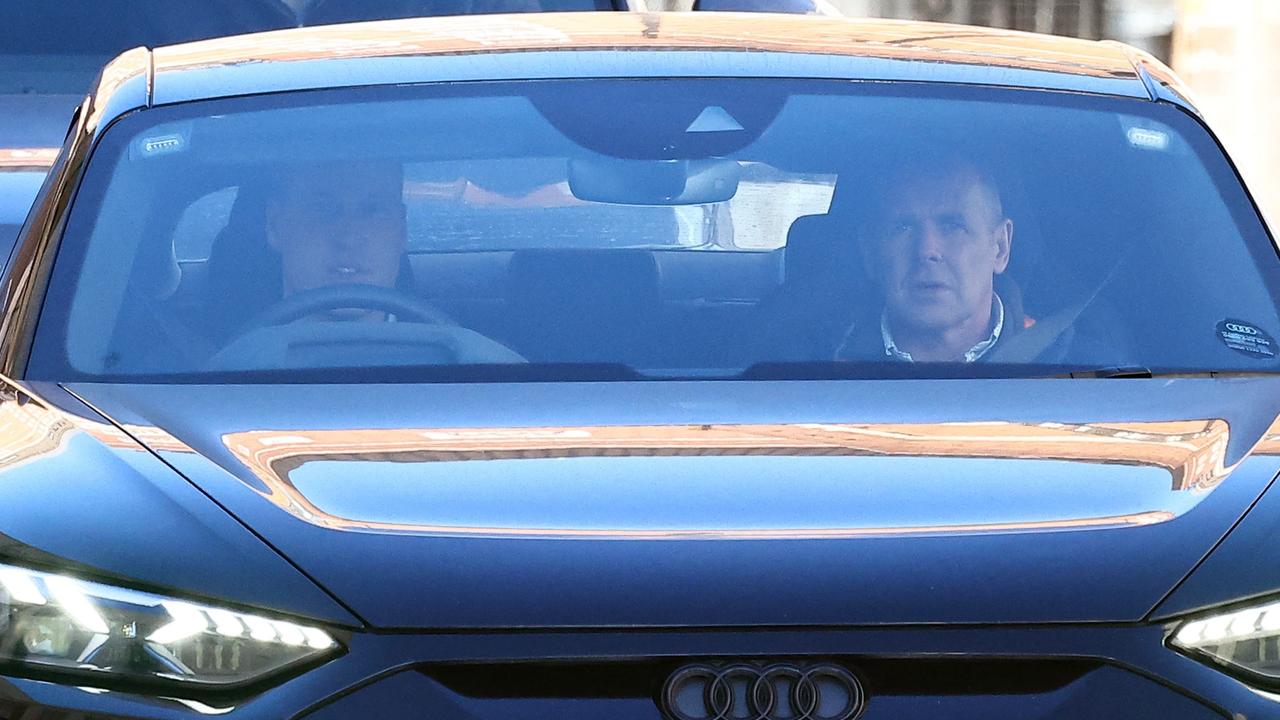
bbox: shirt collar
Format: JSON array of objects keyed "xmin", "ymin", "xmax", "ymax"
[{"xmin": 880, "ymin": 293, "xmax": 1005, "ymax": 363}]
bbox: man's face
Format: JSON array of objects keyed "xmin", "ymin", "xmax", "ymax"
[
  {"xmin": 266, "ymin": 162, "xmax": 406, "ymax": 297},
  {"xmin": 865, "ymin": 165, "xmax": 1012, "ymax": 334}
]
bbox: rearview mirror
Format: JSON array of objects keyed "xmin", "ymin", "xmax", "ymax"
[{"xmin": 567, "ymin": 158, "xmax": 741, "ymax": 206}]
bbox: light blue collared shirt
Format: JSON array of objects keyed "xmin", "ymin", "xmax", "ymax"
[{"xmin": 879, "ymin": 293, "xmax": 1006, "ymax": 363}]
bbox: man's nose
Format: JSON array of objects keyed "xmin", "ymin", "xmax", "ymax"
[
  {"xmin": 914, "ymin": 222, "xmax": 944, "ymax": 262},
  {"xmin": 327, "ymin": 210, "xmax": 368, "ymax": 248}
]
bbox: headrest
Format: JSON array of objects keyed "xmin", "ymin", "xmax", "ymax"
[
  {"xmin": 507, "ymin": 250, "xmax": 660, "ymax": 310},
  {"xmin": 782, "ymin": 213, "xmax": 861, "ymax": 287}
]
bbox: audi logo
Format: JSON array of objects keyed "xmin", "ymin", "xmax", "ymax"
[
  {"xmin": 1225, "ymin": 323, "xmax": 1260, "ymax": 335},
  {"xmin": 661, "ymin": 662, "xmax": 866, "ymax": 720}
]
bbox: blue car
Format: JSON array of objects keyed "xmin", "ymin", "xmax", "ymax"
[{"xmin": 1, "ymin": 10, "xmax": 1279, "ymax": 720}]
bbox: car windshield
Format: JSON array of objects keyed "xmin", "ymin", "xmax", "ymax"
[{"xmin": 28, "ymin": 79, "xmax": 1280, "ymax": 382}]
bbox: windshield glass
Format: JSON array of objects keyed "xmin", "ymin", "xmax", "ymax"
[{"xmin": 28, "ymin": 79, "xmax": 1280, "ymax": 382}]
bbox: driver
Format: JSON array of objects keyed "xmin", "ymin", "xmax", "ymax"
[
  {"xmin": 265, "ymin": 160, "xmax": 408, "ymax": 321},
  {"xmin": 835, "ymin": 154, "xmax": 1020, "ymax": 363}
]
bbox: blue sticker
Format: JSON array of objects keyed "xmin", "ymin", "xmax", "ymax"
[{"xmin": 1217, "ymin": 319, "xmax": 1276, "ymax": 359}]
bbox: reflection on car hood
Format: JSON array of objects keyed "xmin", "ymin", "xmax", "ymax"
[{"xmin": 66, "ymin": 379, "xmax": 1280, "ymax": 629}]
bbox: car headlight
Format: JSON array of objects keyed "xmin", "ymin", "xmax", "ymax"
[
  {"xmin": 0, "ymin": 561, "xmax": 339, "ymax": 690},
  {"xmin": 1170, "ymin": 598, "xmax": 1280, "ymax": 682}
]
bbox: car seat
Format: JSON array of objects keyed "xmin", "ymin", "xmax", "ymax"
[
  {"xmin": 747, "ymin": 212, "xmax": 871, "ymax": 362},
  {"xmin": 503, "ymin": 249, "xmax": 662, "ymax": 365}
]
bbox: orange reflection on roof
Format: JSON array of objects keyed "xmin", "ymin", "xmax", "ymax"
[{"xmin": 153, "ymin": 13, "xmax": 1136, "ymax": 82}]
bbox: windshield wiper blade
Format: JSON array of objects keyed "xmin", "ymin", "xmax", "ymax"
[
  {"xmin": 72, "ymin": 362, "xmax": 650, "ymax": 385},
  {"xmin": 1065, "ymin": 366, "xmax": 1154, "ymax": 379},
  {"xmin": 740, "ymin": 363, "xmax": 1280, "ymax": 381},
  {"xmin": 736, "ymin": 361, "xmax": 1076, "ymax": 380},
  {"xmin": 1054, "ymin": 367, "xmax": 1280, "ymax": 379}
]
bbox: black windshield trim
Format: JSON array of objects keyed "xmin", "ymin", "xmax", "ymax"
[{"xmin": 39, "ymin": 362, "xmax": 1280, "ymax": 385}]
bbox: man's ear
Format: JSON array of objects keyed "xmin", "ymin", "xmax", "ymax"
[{"xmin": 992, "ymin": 218, "xmax": 1013, "ymax": 274}]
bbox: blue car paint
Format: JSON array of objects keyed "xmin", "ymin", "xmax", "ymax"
[
  {"xmin": 50, "ymin": 378, "xmax": 1280, "ymax": 630},
  {"xmin": 0, "ymin": 13, "xmax": 1273, "ymax": 719},
  {"xmin": 0, "ymin": 381, "xmax": 358, "ymax": 626}
]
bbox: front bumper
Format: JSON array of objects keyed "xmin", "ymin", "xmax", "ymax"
[{"xmin": 0, "ymin": 624, "xmax": 1273, "ymax": 719}]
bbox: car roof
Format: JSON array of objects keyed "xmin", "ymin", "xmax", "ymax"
[{"xmin": 89, "ymin": 12, "xmax": 1197, "ymax": 131}]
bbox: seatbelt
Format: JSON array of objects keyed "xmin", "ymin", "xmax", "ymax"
[
  {"xmin": 984, "ymin": 248, "xmax": 1131, "ymax": 365},
  {"xmin": 982, "ymin": 294, "xmax": 1089, "ymax": 364}
]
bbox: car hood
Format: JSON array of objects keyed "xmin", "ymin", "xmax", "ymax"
[{"xmin": 65, "ymin": 378, "xmax": 1280, "ymax": 629}]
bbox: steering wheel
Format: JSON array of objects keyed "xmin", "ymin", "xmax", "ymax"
[
  {"xmin": 241, "ymin": 284, "xmax": 455, "ymax": 331},
  {"xmin": 206, "ymin": 284, "xmax": 526, "ymax": 370}
]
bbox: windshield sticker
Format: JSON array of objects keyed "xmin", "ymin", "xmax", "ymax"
[
  {"xmin": 1217, "ymin": 319, "xmax": 1277, "ymax": 359},
  {"xmin": 136, "ymin": 133, "xmax": 186, "ymax": 159},
  {"xmin": 1126, "ymin": 127, "xmax": 1170, "ymax": 152}
]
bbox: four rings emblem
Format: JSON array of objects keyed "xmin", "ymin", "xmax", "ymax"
[{"xmin": 662, "ymin": 662, "xmax": 866, "ymax": 720}]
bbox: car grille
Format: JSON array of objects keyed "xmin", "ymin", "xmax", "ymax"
[
  {"xmin": 302, "ymin": 655, "xmax": 1228, "ymax": 719},
  {"xmin": 421, "ymin": 657, "xmax": 1099, "ymax": 699}
]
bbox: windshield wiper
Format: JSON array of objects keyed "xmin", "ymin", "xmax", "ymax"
[
  {"xmin": 737, "ymin": 362, "xmax": 1280, "ymax": 381},
  {"xmin": 1063, "ymin": 366, "xmax": 1154, "ymax": 379},
  {"xmin": 67, "ymin": 362, "xmax": 650, "ymax": 385},
  {"xmin": 1052, "ymin": 367, "xmax": 1280, "ymax": 379},
  {"xmin": 736, "ymin": 361, "xmax": 1081, "ymax": 380}
]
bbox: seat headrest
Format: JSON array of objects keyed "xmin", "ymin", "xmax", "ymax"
[
  {"xmin": 783, "ymin": 213, "xmax": 861, "ymax": 287},
  {"xmin": 507, "ymin": 250, "xmax": 660, "ymax": 310}
]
